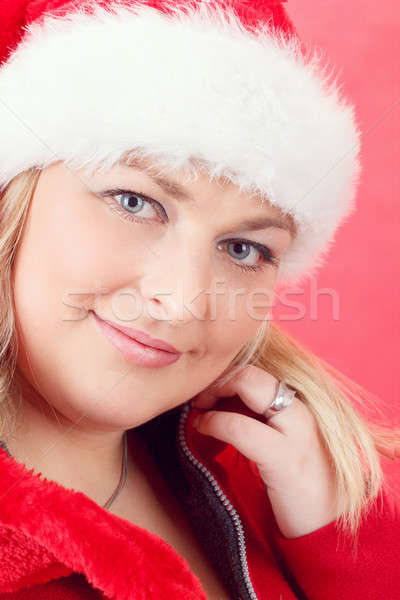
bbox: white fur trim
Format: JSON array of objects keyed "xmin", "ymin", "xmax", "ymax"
[{"xmin": 0, "ymin": 1, "xmax": 361, "ymax": 284}]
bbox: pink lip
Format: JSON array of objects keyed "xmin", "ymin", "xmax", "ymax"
[
  {"xmin": 93, "ymin": 312, "xmax": 180, "ymax": 353},
  {"xmin": 92, "ymin": 311, "xmax": 181, "ymax": 368}
]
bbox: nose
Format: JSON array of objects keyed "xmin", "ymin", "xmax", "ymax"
[{"xmin": 139, "ymin": 243, "xmax": 213, "ymax": 325}]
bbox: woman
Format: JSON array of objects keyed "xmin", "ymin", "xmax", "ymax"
[{"xmin": 0, "ymin": 1, "xmax": 398, "ymax": 598}]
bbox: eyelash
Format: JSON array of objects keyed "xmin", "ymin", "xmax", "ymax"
[{"xmin": 100, "ymin": 188, "xmax": 279, "ymax": 273}]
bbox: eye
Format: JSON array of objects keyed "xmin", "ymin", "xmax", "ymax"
[
  {"xmin": 217, "ymin": 239, "xmax": 279, "ymax": 273},
  {"xmin": 100, "ymin": 189, "xmax": 167, "ymax": 222},
  {"xmin": 96, "ymin": 188, "xmax": 279, "ymax": 274}
]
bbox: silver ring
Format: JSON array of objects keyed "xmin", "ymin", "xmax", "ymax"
[{"xmin": 263, "ymin": 381, "xmax": 296, "ymax": 421}]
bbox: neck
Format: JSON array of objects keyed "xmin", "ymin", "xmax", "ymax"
[{"xmin": 3, "ymin": 376, "xmax": 129, "ymax": 508}]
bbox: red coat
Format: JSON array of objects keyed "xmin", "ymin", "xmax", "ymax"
[{"xmin": 0, "ymin": 399, "xmax": 399, "ymax": 599}]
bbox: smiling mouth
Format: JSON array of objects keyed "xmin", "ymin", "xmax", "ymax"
[
  {"xmin": 91, "ymin": 311, "xmax": 182, "ymax": 368},
  {"xmin": 92, "ymin": 311, "xmax": 181, "ymax": 353}
]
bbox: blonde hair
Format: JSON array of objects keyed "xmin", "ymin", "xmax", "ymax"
[{"xmin": 1, "ymin": 166, "xmax": 399, "ymax": 552}]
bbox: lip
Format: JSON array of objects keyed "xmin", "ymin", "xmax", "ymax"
[
  {"xmin": 93, "ymin": 312, "xmax": 181, "ymax": 354},
  {"xmin": 92, "ymin": 311, "xmax": 182, "ymax": 368}
]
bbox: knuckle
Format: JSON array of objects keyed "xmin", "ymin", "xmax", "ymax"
[
  {"xmin": 242, "ymin": 364, "xmax": 256, "ymax": 377},
  {"xmin": 237, "ymin": 364, "xmax": 258, "ymax": 385}
]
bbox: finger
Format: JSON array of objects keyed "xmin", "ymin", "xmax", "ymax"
[
  {"xmin": 192, "ymin": 364, "xmax": 315, "ymax": 439},
  {"xmin": 194, "ymin": 409, "xmax": 288, "ymax": 471},
  {"xmin": 264, "ymin": 394, "xmax": 316, "ymax": 439},
  {"xmin": 192, "ymin": 365, "xmax": 278, "ymax": 411},
  {"xmin": 190, "ymin": 371, "xmax": 244, "ymax": 410}
]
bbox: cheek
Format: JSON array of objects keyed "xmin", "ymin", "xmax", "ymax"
[
  {"xmin": 187, "ymin": 315, "xmax": 263, "ymax": 396},
  {"xmin": 195, "ymin": 285, "xmax": 272, "ymax": 377},
  {"xmin": 10, "ymin": 188, "xmax": 98, "ymax": 409},
  {"xmin": 214, "ymin": 280, "xmax": 274, "ymax": 335},
  {"xmin": 14, "ymin": 184, "xmax": 157, "ymax": 324},
  {"xmin": 12, "ymin": 196, "xmax": 99, "ymax": 328},
  {"xmin": 201, "ymin": 289, "xmax": 272, "ymax": 366}
]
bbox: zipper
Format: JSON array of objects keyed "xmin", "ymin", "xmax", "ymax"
[{"xmin": 177, "ymin": 402, "xmax": 259, "ymax": 600}]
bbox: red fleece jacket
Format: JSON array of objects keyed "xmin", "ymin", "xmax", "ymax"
[{"xmin": 0, "ymin": 399, "xmax": 399, "ymax": 599}]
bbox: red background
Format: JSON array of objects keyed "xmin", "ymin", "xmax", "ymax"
[{"xmin": 274, "ymin": 1, "xmax": 400, "ymax": 423}]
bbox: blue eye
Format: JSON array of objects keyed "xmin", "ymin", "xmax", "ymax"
[
  {"xmin": 217, "ymin": 239, "xmax": 279, "ymax": 273},
  {"xmin": 102, "ymin": 189, "xmax": 167, "ymax": 222},
  {"xmin": 120, "ymin": 192, "xmax": 145, "ymax": 213},
  {"xmin": 98, "ymin": 188, "xmax": 279, "ymax": 274}
]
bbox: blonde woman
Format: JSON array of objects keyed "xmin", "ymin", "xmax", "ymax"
[{"xmin": 0, "ymin": 1, "xmax": 398, "ymax": 599}]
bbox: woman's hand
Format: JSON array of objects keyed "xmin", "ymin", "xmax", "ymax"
[{"xmin": 190, "ymin": 364, "xmax": 339, "ymax": 539}]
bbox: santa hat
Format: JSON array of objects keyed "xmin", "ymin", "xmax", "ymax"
[{"xmin": 0, "ymin": 0, "xmax": 361, "ymax": 285}]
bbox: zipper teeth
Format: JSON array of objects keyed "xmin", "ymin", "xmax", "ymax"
[{"xmin": 178, "ymin": 403, "xmax": 259, "ymax": 600}]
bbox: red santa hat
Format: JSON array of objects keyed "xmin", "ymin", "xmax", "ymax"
[{"xmin": 0, "ymin": 0, "xmax": 361, "ymax": 285}]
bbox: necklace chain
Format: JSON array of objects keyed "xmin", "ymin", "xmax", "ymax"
[{"xmin": 102, "ymin": 430, "xmax": 128, "ymax": 510}]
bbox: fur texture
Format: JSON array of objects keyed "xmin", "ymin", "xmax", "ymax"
[{"xmin": 0, "ymin": 0, "xmax": 362, "ymax": 285}]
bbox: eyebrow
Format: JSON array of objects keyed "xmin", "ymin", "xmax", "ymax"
[{"xmin": 120, "ymin": 161, "xmax": 296, "ymax": 235}]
